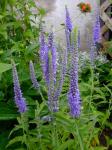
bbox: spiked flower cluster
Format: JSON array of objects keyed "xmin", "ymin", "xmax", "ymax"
[
  {"xmin": 40, "ymin": 31, "xmax": 59, "ymax": 112},
  {"xmin": 29, "ymin": 60, "xmax": 39, "ymax": 90},
  {"xmin": 48, "ymin": 32, "xmax": 57, "ymax": 82},
  {"xmin": 12, "ymin": 63, "xmax": 27, "ymax": 113},
  {"xmin": 40, "ymin": 32, "xmax": 46, "ymax": 62},
  {"xmin": 65, "ymin": 6, "xmax": 72, "ymax": 32},
  {"xmin": 40, "ymin": 32, "xmax": 57, "ymax": 85},
  {"xmin": 91, "ymin": 10, "xmax": 101, "ymax": 66},
  {"xmin": 65, "ymin": 6, "xmax": 72, "ymax": 52},
  {"xmin": 40, "ymin": 32, "xmax": 49, "ymax": 84},
  {"xmin": 52, "ymin": 55, "xmax": 66, "ymax": 112},
  {"xmin": 93, "ymin": 15, "xmax": 101, "ymax": 44},
  {"xmin": 11, "ymin": 6, "xmax": 82, "ymax": 117},
  {"xmin": 68, "ymin": 33, "xmax": 81, "ymax": 118}
]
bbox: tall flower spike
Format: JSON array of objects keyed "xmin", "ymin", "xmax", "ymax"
[
  {"xmin": 29, "ymin": 61, "xmax": 39, "ymax": 90},
  {"xmin": 52, "ymin": 44, "xmax": 57, "ymax": 82},
  {"xmin": 53, "ymin": 67, "xmax": 64, "ymax": 112},
  {"xmin": 12, "ymin": 63, "xmax": 27, "ymax": 113},
  {"xmin": 44, "ymin": 47, "xmax": 50, "ymax": 85},
  {"xmin": 65, "ymin": 6, "xmax": 72, "ymax": 52},
  {"xmin": 48, "ymin": 32, "xmax": 57, "ymax": 82},
  {"xmin": 40, "ymin": 32, "xmax": 46, "ymax": 62},
  {"xmin": 93, "ymin": 15, "xmax": 101, "ymax": 44},
  {"xmin": 68, "ymin": 29, "xmax": 81, "ymax": 118},
  {"xmin": 53, "ymin": 45, "xmax": 68, "ymax": 112},
  {"xmin": 65, "ymin": 6, "xmax": 72, "ymax": 32},
  {"xmin": 68, "ymin": 89, "xmax": 81, "ymax": 117},
  {"xmin": 40, "ymin": 32, "xmax": 49, "ymax": 85},
  {"xmin": 48, "ymin": 32, "xmax": 53, "ymax": 49},
  {"xmin": 47, "ymin": 51, "xmax": 55, "ymax": 112},
  {"xmin": 65, "ymin": 28, "xmax": 71, "ymax": 52}
]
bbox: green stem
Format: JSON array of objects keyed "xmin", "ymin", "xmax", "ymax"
[
  {"xmin": 51, "ymin": 113, "xmax": 58, "ymax": 150},
  {"xmin": 38, "ymin": 86, "xmax": 46, "ymax": 102},
  {"xmin": 89, "ymin": 66, "xmax": 94, "ymax": 112},
  {"xmin": 74, "ymin": 120, "xmax": 84, "ymax": 150},
  {"xmin": 20, "ymin": 113, "xmax": 29, "ymax": 149},
  {"xmin": 35, "ymin": 102, "xmax": 42, "ymax": 150}
]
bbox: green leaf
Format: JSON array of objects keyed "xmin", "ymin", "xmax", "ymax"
[
  {"xmin": 0, "ymin": 50, "xmax": 3, "ymax": 55},
  {"xmin": 38, "ymin": 8, "xmax": 46, "ymax": 16},
  {"xmin": 6, "ymin": 136, "xmax": 23, "ymax": 148},
  {"xmin": 0, "ymin": 15, "xmax": 4, "ymax": 19},
  {"xmin": 0, "ymin": 102, "xmax": 18, "ymax": 120},
  {"xmin": 57, "ymin": 139, "xmax": 74, "ymax": 150},
  {"xmin": 9, "ymin": 125, "xmax": 22, "ymax": 137},
  {"xmin": 0, "ymin": 63, "xmax": 12, "ymax": 74},
  {"xmin": 14, "ymin": 148, "xmax": 26, "ymax": 150},
  {"xmin": 8, "ymin": 0, "xmax": 16, "ymax": 5},
  {"xmin": 90, "ymin": 146, "xmax": 107, "ymax": 150},
  {"xmin": 0, "ymin": 130, "xmax": 10, "ymax": 150}
]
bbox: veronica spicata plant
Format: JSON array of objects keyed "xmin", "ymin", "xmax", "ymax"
[
  {"xmin": 93, "ymin": 14, "xmax": 101, "ymax": 45},
  {"xmin": 90, "ymin": 10, "xmax": 101, "ymax": 66},
  {"xmin": 12, "ymin": 63, "xmax": 27, "ymax": 113},
  {"xmin": 39, "ymin": 31, "xmax": 59, "ymax": 112},
  {"xmin": 7, "ymin": 5, "xmax": 110, "ymax": 150},
  {"xmin": 68, "ymin": 28, "xmax": 81, "ymax": 118}
]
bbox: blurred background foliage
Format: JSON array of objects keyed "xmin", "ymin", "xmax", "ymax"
[
  {"xmin": 0, "ymin": 1, "xmax": 46, "ymax": 148},
  {"xmin": 0, "ymin": 0, "xmax": 46, "ymax": 119}
]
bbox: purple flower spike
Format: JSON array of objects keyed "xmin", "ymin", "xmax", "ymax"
[
  {"xmin": 29, "ymin": 61, "xmax": 39, "ymax": 89},
  {"xmin": 48, "ymin": 32, "xmax": 53, "ymax": 49},
  {"xmin": 93, "ymin": 15, "xmax": 101, "ymax": 44},
  {"xmin": 65, "ymin": 28, "xmax": 71, "ymax": 52},
  {"xmin": 48, "ymin": 32, "xmax": 57, "ymax": 82},
  {"xmin": 40, "ymin": 32, "xmax": 46, "ymax": 62},
  {"xmin": 65, "ymin": 6, "xmax": 72, "ymax": 32},
  {"xmin": 40, "ymin": 32, "xmax": 49, "ymax": 84},
  {"xmin": 12, "ymin": 63, "xmax": 27, "ymax": 113},
  {"xmin": 65, "ymin": 6, "xmax": 72, "ymax": 52},
  {"xmin": 51, "ymin": 44, "xmax": 57, "ymax": 82},
  {"xmin": 68, "ymin": 89, "xmax": 81, "ymax": 117},
  {"xmin": 68, "ymin": 34, "xmax": 81, "ymax": 118},
  {"xmin": 44, "ymin": 47, "xmax": 50, "ymax": 85}
]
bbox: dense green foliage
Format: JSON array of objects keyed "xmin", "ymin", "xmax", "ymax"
[
  {"xmin": 1, "ymin": 60, "xmax": 111, "ymax": 150},
  {"xmin": 0, "ymin": 0, "xmax": 45, "ymax": 119}
]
